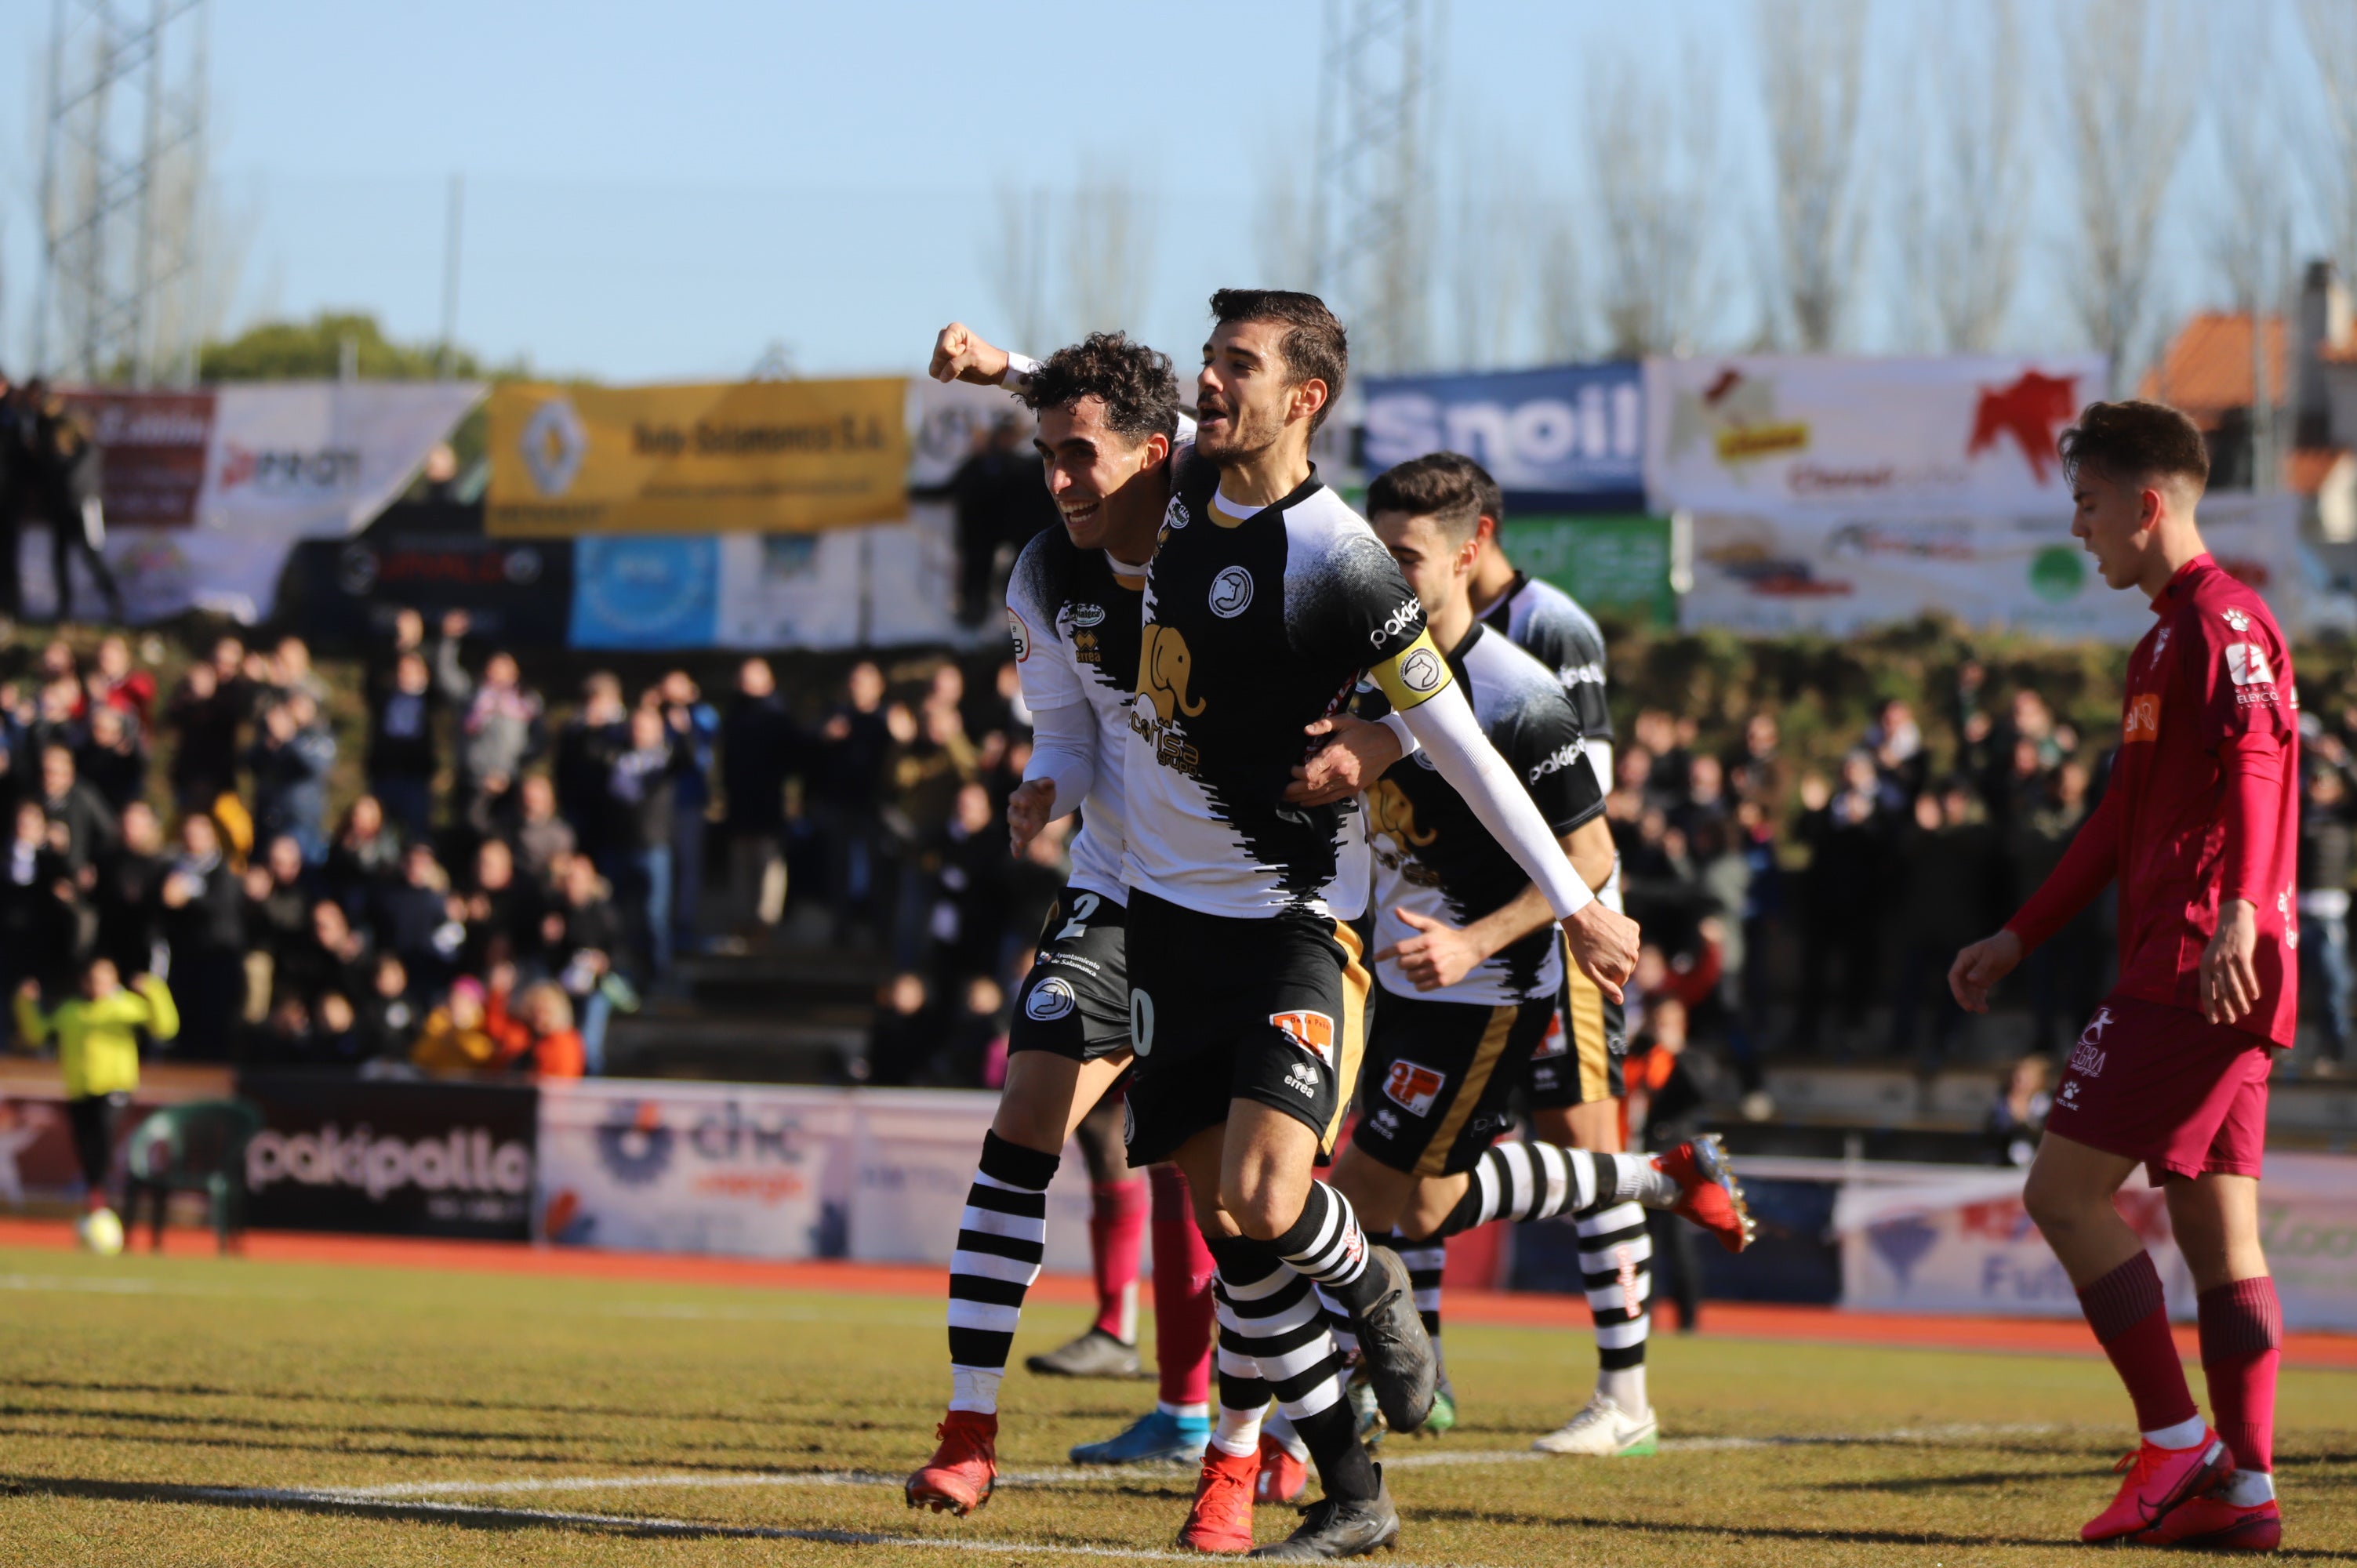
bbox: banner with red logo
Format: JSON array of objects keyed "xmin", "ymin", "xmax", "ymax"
[
  {"xmin": 24, "ymin": 381, "xmax": 484, "ymax": 623},
  {"xmin": 1834, "ymin": 1153, "xmax": 2357, "ymax": 1330},
  {"xmin": 1643, "ymin": 354, "xmax": 2108, "ymax": 517}
]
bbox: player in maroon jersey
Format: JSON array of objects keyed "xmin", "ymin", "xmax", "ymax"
[{"xmin": 1950, "ymin": 402, "xmax": 2290, "ymax": 1552}]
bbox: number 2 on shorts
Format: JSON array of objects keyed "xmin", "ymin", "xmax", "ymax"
[{"xmin": 1055, "ymin": 892, "xmax": 1101, "ymax": 943}]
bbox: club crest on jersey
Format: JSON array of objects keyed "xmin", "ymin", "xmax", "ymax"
[
  {"xmin": 1270, "ymin": 1009, "xmax": 1336, "ymax": 1065},
  {"xmin": 1008, "ymin": 608, "xmax": 1031, "ymax": 662},
  {"xmin": 1068, "ymin": 603, "xmax": 1106, "ymax": 629},
  {"xmin": 1025, "ymin": 978, "xmax": 1077, "ymax": 1022},
  {"xmin": 1399, "ymin": 648, "xmax": 1444, "ymax": 694},
  {"xmin": 1210, "ymin": 566, "xmax": 1254, "ymax": 618},
  {"xmin": 1164, "ymin": 496, "xmax": 1191, "ymax": 531},
  {"xmin": 1383, "ymin": 1060, "xmax": 1447, "ymax": 1118},
  {"xmin": 2123, "ymin": 693, "xmax": 2160, "ymax": 743},
  {"xmin": 2226, "ymin": 643, "xmax": 2274, "ymax": 688}
]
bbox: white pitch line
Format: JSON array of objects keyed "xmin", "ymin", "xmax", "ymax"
[{"xmin": 301, "ymin": 1420, "xmax": 2072, "ymax": 1503}]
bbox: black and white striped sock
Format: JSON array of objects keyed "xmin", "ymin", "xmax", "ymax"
[
  {"xmin": 1578, "ymin": 1202, "xmax": 1652, "ymax": 1413},
  {"xmin": 1208, "ymin": 1235, "xmax": 1374, "ymax": 1502},
  {"xmin": 1268, "ymin": 1179, "xmax": 1389, "ymax": 1320},
  {"xmin": 945, "ymin": 1131, "xmax": 1059, "ymax": 1414},
  {"xmin": 1433, "ymin": 1140, "xmax": 1672, "ymax": 1238}
]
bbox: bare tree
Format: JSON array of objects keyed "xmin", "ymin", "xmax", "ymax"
[
  {"xmin": 1254, "ymin": 158, "xmax": 1320, "ymax": 290},
  {"xmin": 1063, "ymin": 168, "xmax": 1156, "ymax": 339},
  {"xmin": 983, "ymin": 181, "xmax": 1055, "ymax": 352},
  {"xmin": 2301, "ymin": 0, "xmax": 2357, "ymax": 289},
  {"xmin": 1893, "ymin": 0, "xmax": 2029, "ymax": 350},
  {"xmin": 2209, "ymin": 14, "xmax": 2293, "ymax": 314},
  {"xmin": 1534, "ymin": 203, "xmax": 1585, "ymax": 361},
  {"xmin": 2059, "ymin": 0, "xmax": 2196, "ymax": 394},
  {"xmin": 1754, "ymin": 0, "xmax": 1869, "ymax": 349},
  {"xmin": 1443, "ymin": 134, "xmax": 1536, "ymax": 368},
  {"xmin": 1584, "ymin": 45, "xmax": 1720, "ymax": 356}
]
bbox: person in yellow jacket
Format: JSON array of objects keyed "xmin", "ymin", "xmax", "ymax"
[{"xmin": 13, "ymin": 958, "xmax": 178, "ymax": 1221}]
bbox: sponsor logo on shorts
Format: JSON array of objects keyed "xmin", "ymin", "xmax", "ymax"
[
  {"xmin": 1271, "ymin": 1010, "xmax": 1336, "ymax": 1065},
  {"xmin": 2226, "ymin": 643, "xmax": 2274, "ymax": 688},
  {"xmin": 1284, "ymin": 1058, "xmax": 1320, "ymax": 1099},
  {"xmin": 2123, "ymin": 693, "xmax": 2160, "ymax": 743},
  {"xmin": 1531, "ymin": 1013, "xmax": 1568, "ymax": 1059},
  {"xmin": 1025, "ymin": 977, "xmax": 1077, "ymax": 1022},
  {"xmin": 1210, "ymin": 566, "xmax": 1255, "ymax": 618},
  {"xmin": 1383, "ymin": 1059, "xmax": 1447, "ymax": 1118},
  {"xmin": 2068, "ymin": 1007, "xmax": 2112, "ymax": 1079}
]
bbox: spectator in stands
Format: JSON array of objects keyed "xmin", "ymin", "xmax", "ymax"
[
  {"xmin": 721, "ymin": 657, "xmax": 798, "ymax": 943},
  {"xmin": 242, "ymin": 836, "xmax": 315, "ymax": 996},
  {"xmin": 92, "ymin": 801, "xmax": 165, "ymax": 981},
  {"xmin": 157, "ymin": 813, "xmax": 242, "ymax": 1059},
  {"xmin": 74, "ymin": 702, "xmax": 146, "ymax": 814},
  {"xmin": 3, "ymin": 800, "xmax": 72, "ymax": 1021},
  {"xmin": 358, "ymin": 953, "xmax": 418, "ymax": 1065},
  {"xmin": 248, "ymin": 691, "xmax": 335, "ymax": 864},
  {"xmin": 372, "ymin": 841, "xmax": 459, "ymax": 995},
  {"xmin": 412, "ymin": 976, "xmax": 499, "ymax": 1076},
  {"xmin": 20, "ymin": 379, "xmax": 123, "ymax": 623},
  {"xmin": 90, "ymin": 635, "xmax": 155, "ymax": 726},
  {"xmin": 2009, "ymin": 757, "xmax": 2108, "ymax": 1054},
  {"xmin": 456, "ymin": 649, "xmax": 544, "ymax": 830},
  {"xmin": 916, "ymin": 780, "xmax": 1009, "ymax": 995},
  {"xmin": 487, "ymin": 971, "xmax": 586, "ymax": 1078},
  {"xmin": 602, "ymin": 703, "xmax": 688, "ymax": 978},
  {"xmin": 1792, "ymin": 751, "xmax": 1891, "ymax": 1055},
  {"xmin": 37, "ymin": 742, "xmax": 117, "ymax": 874},
  {"xmin": 325, "ymin": 794, "xmax": 402, "ymax": 916},
  {"xmin": 163, "ymin": 662, "xmax": 242, "ymax": 815},
  {"xmin": 951, "ymin": 414, "xmax": 1056, "ymax": 625},
  {"xmin": 459, "ymin": 837, "xmax": 536, "ymax": 978},
  {"xmin": 513, "ymin": 772, "xmax": 575, "ymax": 884},
  {"xmin": 278, "ymin": 898, "xmax": 373, "ymax": 1014},
  {"xmin": 365, "ymin": 609, "xmax": 467, "ymax": 840},
  {"xmin": 543, "ymin": 852, "xmax": 625, "ymax": 1073},
  {"xmin": 888, "ymin": 699, "xmax": 978, "ymax": 964},
  {"xmin": 1984, "ymin": 1054, "xmax": 2051, "ymax": 1167},
  {"xmin": 554, "ymin": 672, "xmax": 628, "ymax": 862},
  {"xmin": 1887, "ymin": 778, "xmax": 1997, "ymax": 1071},
  {"xmin": 864, "ymin": 970, "xmax": 935, "ymax": 1085},
  {"xmin": 2298, "ymin": 753, "xmax": 2355, "ymax": 1073},
  {"xmin": 657, "ymin": 670, "xmax": 719, "ymax": 960},
  {"xmin": 1865, "ymin": 698, "xmax": 1927, "ymax": 808},
  {"xmin": 808, "ymin": 660, "xmax": 895, "ymax": 949}
]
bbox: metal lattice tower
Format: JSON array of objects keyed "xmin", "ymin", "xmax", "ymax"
[
  {"xmin": 1309, "ymin": 0, "xmax": 1436, "ymax": 374},
  {"xmin": 35, "ymin": 0, "xmax": 212, "ymax": 386}
]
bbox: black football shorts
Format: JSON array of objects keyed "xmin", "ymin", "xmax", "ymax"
[
  {"xmin": 1525, "ymin": 945, "xmax": 1625, "ymax": 1108},
  {"xmin": 1354, "ymin": 989, "xmax": 1556, "ymax": 1177},
  {"xmin": 1008, "ymin": 884, "xmax": 1134, "ymax": 1062}
]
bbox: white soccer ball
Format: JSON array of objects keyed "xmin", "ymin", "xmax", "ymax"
[{"xmin": 78, "ymin": 1207, "xmax": 125, "ymax": 1258}]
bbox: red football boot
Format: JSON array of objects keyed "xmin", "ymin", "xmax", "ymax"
[
  {"xmin": 1653, "ymin": 1135, "xmax": 1756, "ymax": 1254},
  {"xmin": 2130, "ymin": 1492, "xmax": 2283, "ymax": 1551},
  {"xmin": 1177, "ymin": 1444, "xmax": 1259, "ymax": 1553},
  {"xmin": 2081, "ymin": 1432, "xmax": 2232, "ymax": 1542},
  {"xmin": 906, "ymin": 1410, "xmax": 998, "ymax": 1516},
  {"xmin": 1254, "ymin": 1432, "xmax": 1308, "ymax": 1504}
]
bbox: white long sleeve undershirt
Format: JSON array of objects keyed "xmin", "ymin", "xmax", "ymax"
[
  {"xmin": 1396, "ymin": 681, "xmax": 1594, "ymax": 920},
  {"xmin": 1022, "ymin": 699, "xmax": 1097, "ymax": 819}
]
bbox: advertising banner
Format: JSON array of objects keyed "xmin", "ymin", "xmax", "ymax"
[
  {"xmin": 486, "ymin": 379, "xmax": 910, "ymax": 537},
  {"xmin": 908, "ymin": 377, "xmax": 1026, "ymax": 490},
  {"xmin": 1499, "ymin": 514, "xmax": 1676, "ymax": 625},
  {"xmin": 31, "ymin": 381, "xmax": 484, "ymax": 624},
  {"xmin": 238, "ymin": 1074, "xmax": 536, "ymax": 1240},
  {"xmin": 568, "ymin": 501, "xmax": 964, "ymax": 652},
  {"xmin": 1834, "ymin": 1153, "xmax": 2357, "ymax": 1330},
  {"xmin": 849, "ymin": 1091, "xmax": 1095, "ymax": 1272},
  {"xmin": 1361, "ymin": 363, "xmax": 1644, "ymax": 502},
  {"xmin": 1643, "ymin": 354, "xmax": 2107, "ymax": 517},
  {"xmin": 535, "ymin": 1081, "xmax": 855, "ymax": 1258},
  {"xmin": 1683, "ymin": 493, "xmax": 2300, "ymax": 640},
  {"xmin": 282, "ymin": 525, "xmax": 574, "ymax": 648}
]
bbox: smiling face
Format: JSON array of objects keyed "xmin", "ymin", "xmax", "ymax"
[
  {"xmin": 1033, "ymin": 395, "xmax": 1169, "ymax": 554},
  {"xmin": 1195, "ymin": 318, "xmax": 1323, "ymax": 467}
]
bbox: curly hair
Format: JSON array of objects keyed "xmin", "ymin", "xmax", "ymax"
[
  {"xmin": 1018, "ymin": 332, "xmax": 1181, "ymax": 446},
  {"xmin": 2058, "ymin": 400, "xmax": 2210, "ymax": 492}
]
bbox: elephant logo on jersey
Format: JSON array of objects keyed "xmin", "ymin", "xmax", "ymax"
[
  {"xmin": 1382, "ymin": 1060, "xmax": 1447, "ymax": 1117},
  {"xmin": 1270, "ymin": 1009, "xmax": 1336, "ymax": 1065},
  {"xmin": 1138, "ymin": 623, "xmax": 1206, "ymax": 720},
  {"xmin": 1366, "ymin": 779, "xmax": 1438, "ymax": 857}
]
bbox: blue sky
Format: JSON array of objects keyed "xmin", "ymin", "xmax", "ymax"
[{"xmin": 0, "ymin": 1, "xmax": 2330, "ymax": 384}]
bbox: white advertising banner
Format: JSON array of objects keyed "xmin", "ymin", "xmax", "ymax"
[
  {"xmin": 1834, "ymin": 1153, "xmax": 2357, "ymax": 1330},
  {"xmin": 536, "ymin": 1081, "xmax": 855, "ymax": 1258},
  {"xmin": 1645, "ymin": 354, "xmax": 2107, "ymax": 517},
  {"xmin": 1683, "ymin": 494, "xmax": 2301, "ymax": 641},
  {"xmin": 907, "ymin": 377, "xmax": 1027, "ymax": 490},
  {"xmin": 710, "ymin": 501, "xmax": 964, "ymax": 651},
  {"xmin": 848, "ymin": 1089, "xmax": 1095, "ymax": 1272},
  {"xmin": 38, "ymin": 380, "xmax": 485, "ymax": 623}
]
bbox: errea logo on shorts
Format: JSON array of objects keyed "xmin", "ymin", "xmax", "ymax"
[{"xmin": 1284, "ymin": 1058, "xmax": 1320, "ymax": 1099}]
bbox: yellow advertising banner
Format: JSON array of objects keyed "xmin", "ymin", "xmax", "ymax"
[{"xmin": 485, "ymin": 379, "xmax": 910, "ymax": 535}]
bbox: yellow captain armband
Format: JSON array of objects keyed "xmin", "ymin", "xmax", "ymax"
[{"xmin": 1368, "ymin": 628, "xmax": 1452, "ymax": 712}]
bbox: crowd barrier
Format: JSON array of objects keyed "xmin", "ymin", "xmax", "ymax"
[{"xmin": 8, "ymin": 1074, "xmax": 2307, "ymax": 1333}]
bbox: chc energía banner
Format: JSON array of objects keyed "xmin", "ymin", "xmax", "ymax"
[
  {"xmin": 1643, "ymin": 354, "xmax": 2107, "ymax": 517},
  {"xmin": 487, "ymin": 379, "xmax": 910, "ymax": 536}
]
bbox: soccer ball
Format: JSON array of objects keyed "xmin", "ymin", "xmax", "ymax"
[{"xmin": 77, "ymin": 1207, "xmax": 125, "ymax": 1258}]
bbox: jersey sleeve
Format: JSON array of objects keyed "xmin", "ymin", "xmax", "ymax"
[
  {"xmin": 1303, "ymin": 533, "xmax": 1450, "ymax": 711},
  {"xmin": 1505, "ymin": 691, "xmax": 1605, "ymax": 836},
  {"xmin": 1005, "ymin": 543, "xmax": 1084, "ymax": 713},
  {"xmin": 2187, "ymin": 598, "xmax": 2296, "ymax": 750}
]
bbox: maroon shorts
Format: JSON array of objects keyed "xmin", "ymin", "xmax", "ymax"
[{"xmin": 2044, "ymin": 994, "xmax": 2274, "ymax": 1181}]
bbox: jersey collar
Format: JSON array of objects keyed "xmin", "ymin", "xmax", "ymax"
[
  {"xmin": 1444, "ymin": 619, "xmax": 1484, "ymax": 677},
  {"xmin": 2154, "ymin": 553, "xmax": 2215, "ymax": 611}
]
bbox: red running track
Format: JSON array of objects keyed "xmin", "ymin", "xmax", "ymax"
[{"xmin": 2, "ymin": 1218, "xmax": 2350, "ymax": 1370}]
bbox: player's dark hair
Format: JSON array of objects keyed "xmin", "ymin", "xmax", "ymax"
[
  {"xmin": 1018, "ymin": 332, "xmax": 1181, "ymax": 446},
  {"xmin": 2057, "ymin": 400, "xmax": 2210, "ymax": 492},
  {"xmin": 1208, "ymin": 289, "xmax": 1349, "ymax": 432},
  {"xmin": 1365, "ymin": 452, "xmax": 1504, "ymax": 543}
]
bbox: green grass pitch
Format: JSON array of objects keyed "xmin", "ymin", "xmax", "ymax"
[{"xmin": 0, "ymin": 1244, "xmax": 2347, "ymax": 1566}]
